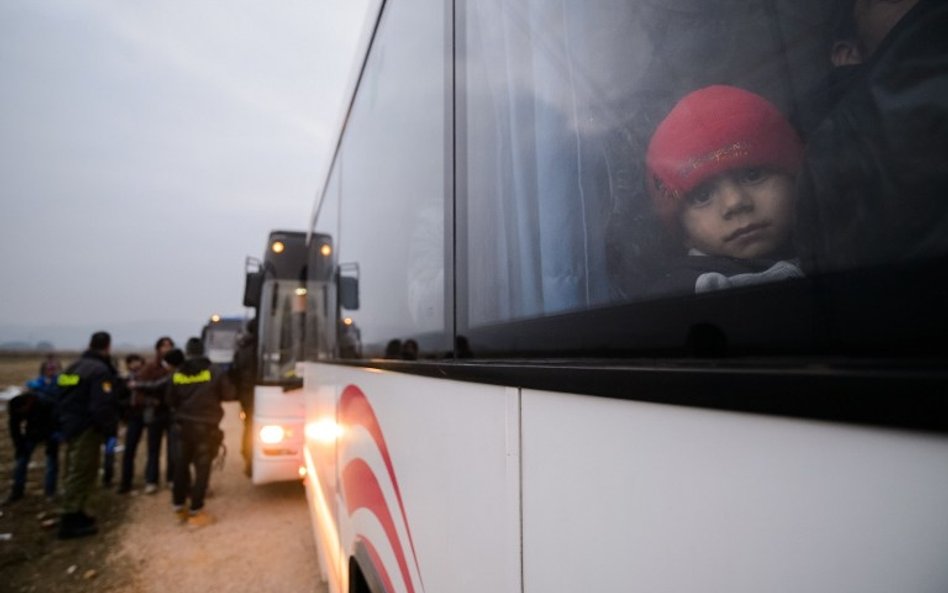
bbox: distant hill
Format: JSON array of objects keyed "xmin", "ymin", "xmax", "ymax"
[{"xmin": 0, "ymin": 318, "xmax": 209, "ymax": 351}]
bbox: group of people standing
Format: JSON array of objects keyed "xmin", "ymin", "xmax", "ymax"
[{"xmin": 5, "ymin": 330, "xmax": 236, "ymax": 539}]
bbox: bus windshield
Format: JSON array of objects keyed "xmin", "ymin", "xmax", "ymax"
[{"xmin": 258, "ymin": 279, "xmax": 306, "ymax": 383}]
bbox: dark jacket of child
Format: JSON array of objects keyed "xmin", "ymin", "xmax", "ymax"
[{"xmin": 649, "ymin": 253, "xmax": 803, "ymax": 296}]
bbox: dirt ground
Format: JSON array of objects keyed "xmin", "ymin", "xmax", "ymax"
[{"xmin": 0, "ymin": 353, "xmax": 327, "ymax": 593}]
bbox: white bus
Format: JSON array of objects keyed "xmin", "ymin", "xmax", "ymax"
[
  {"xmin": 294, "ymin": 1, "xmax": 948, "ymax": 592},
  {"xmin": 243, "ymin": 230, "xmax": 335, "ymax": 484},
  {"xmin": 200, "ymin": 315, "xmax": 244, "ymax": 365}
]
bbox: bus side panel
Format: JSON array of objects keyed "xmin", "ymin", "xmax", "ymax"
[
  {"xmin": 252, "ymin": 385, "xmax": 305, "ymax": 484},
  {"xmin": 521, "ymin": 389, "xmax": 948, "ymax": 592},
  {"xmin": 310, "ymin": 364, "xmax": 521, "ymax": 593},
  {"xmin": 302, "ymin": 362, "xmax": 344, "ymax": 591}
]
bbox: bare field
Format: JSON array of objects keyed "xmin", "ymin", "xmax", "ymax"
[{"xmin": 0, "ymin": 354, "xmax": 50, "ymax": 389}]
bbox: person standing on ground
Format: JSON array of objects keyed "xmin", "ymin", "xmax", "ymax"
[
  {"xmin": 56, "ymin": 331, "xmax": 121, "ymax": 539},
  {"xmin": 167, "ymin": 337, "xmax": 235, "ymax": 528},
  {"xmin": 4, "ymin": 360, "xmax": 61, "ymax": 504},
  {"xmin": 115, "ymin": 354, "xmax": 145, "ymax": 494},
  {"xmin": 145, "ymin": 339, "xmax": 178, "ymax": 493},
  {"xmin": 119, "ymin": 337, "xmax": 174, "ymax": 494},
  {"xmin": 229, "ymin": 319, "xmax": 257, "ymax": 477}
]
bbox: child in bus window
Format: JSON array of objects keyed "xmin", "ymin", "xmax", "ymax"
[{"xmin": 645, "ymin": 85, "xmax": 806, "ymax": 294}]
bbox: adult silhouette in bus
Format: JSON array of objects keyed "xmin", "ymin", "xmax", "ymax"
[
  {"xmin": 644, "ymin": 85, "xmax": 805, "ymax": 294},
  {"xmin": 795, "ymin": 0, "xmax": 948, "ymax": 272}
]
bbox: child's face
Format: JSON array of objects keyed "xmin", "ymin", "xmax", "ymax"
[{"xmin": 679, "ymin": 167, "xmax": 795, "ymax": 259}]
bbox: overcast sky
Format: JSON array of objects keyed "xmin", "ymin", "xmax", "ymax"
[{"xmin": 0, "ymin": 0, "xmax": 371, "ymax": 348}]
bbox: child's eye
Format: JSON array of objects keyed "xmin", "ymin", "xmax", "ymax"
[
  {"xmin": 686, "ymin": 187, "xmax": 714, "ymax": 207},
  {"xmin": 739, "ymin": 167, "xmax": 768, "ymax": 184}
]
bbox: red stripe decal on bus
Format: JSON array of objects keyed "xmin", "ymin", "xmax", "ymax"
[
  {"xmin": 342, "ymin": 459, "xmax": 415, "ymax": 593},
  {"xmin": 340, "ymin": 385, "xmax": 424, "ymax": 588},
  {"xmin": 357, "ymin": 534, "xmax": 397, "ymax": 593}
]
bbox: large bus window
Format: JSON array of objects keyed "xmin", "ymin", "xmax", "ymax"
[
  {"xmin": 335, "ymin": 0, "xmax": 448, "ymax": 358},
  {"xmin": 459, "ymin": 0, "xmax": 835, "ymax": 327},
  {"xmin": 459, "ymin": 0, "xmax": 948, "ymax": 347}
]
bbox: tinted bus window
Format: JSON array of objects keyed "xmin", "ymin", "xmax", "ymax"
[
  {"xmin": 459, "ymin": 0, "xmax": 836, "ymax": 328},
  {"xmin": 335, "ymin": 0, "xmax": 448, "ymax": 358}
]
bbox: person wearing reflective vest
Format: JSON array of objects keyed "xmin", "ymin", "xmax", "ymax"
[
  {"xmin": 167, "ymin": 337, "xmax": 235, "ymax": 527},
  {"xmin": 56, "ymin": 331, "xmax": 122, "ymax": 539}
]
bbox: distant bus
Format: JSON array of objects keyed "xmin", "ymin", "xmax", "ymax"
[
  {"xmin": 296, "ymin": 2, "xmax": 948, "ymax": 593},
  {"xmin": 200, "ymin": 315, "xmax": 243, "ymax": 365}
]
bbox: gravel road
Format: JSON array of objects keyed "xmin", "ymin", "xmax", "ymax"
[{"xmin": 112, "ymin": 402, "xmax": 327, "ymax": 593}]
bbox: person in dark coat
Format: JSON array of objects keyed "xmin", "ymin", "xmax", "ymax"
[
  {"xmin": 4, "ymin": 364, "xmax": 60, "ymax": 504},
  {"xmin": 795, "ymin": 0, "xmax": 948, "ymax": 272},
  {"xmin": 167, "ymin": 337, "xmax": 235, "ymax": 527},
  {"xmin": 107, "ymin": 353, "xmax": 144, "ymax": 488},
  {"xmin": 56, "ymin": 331, "xmax": 121, "ymax": 539},
  {"xmin": 229, "ymin": 319, "xmax": 257, "ymax": 477}
]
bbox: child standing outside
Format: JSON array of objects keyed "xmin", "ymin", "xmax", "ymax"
[{"xmin": 645, "ymin": 85, "xmax": 805, "ymax": 294}]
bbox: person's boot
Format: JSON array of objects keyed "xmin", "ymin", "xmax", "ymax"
[
  {"xmin": 77, "ymin": 510, "xmax": 97, "ymax": 526},
  {"xmin": 57, "ymin": 512, "xmax": 98, "ymax": 539},
  {"xmin": 186, "ymin": 509, "xmax": 214, "ymax": 529},
  {"xmin": 173, "ymin": 506, "xmax": 189, "ymax": 524}
]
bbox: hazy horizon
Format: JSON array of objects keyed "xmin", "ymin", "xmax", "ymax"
[{"xmin": 0, "ymin": 316, "xmax": 237, "ymax": 351}]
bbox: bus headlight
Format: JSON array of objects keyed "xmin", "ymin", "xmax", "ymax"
[
  {"xmin": 260, "ymin": 425, "xmax": 286, "ymax": 444},
  {"xmin": 305, "ymin": 419, "xmax": 343, "ymax": 444}
]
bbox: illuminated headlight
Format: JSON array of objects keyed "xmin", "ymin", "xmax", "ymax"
[
  {"xmin": 305, "ymin": 419, "xmax": 343, "ymax": 444},
  {"xmin": 260, "ymin": 425, "xmax": 286, "ymax": 444}
]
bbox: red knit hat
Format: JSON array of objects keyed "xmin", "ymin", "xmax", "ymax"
[{"xmin": 645, "ymin": 85, "xmax": 804, "ymax": 229}]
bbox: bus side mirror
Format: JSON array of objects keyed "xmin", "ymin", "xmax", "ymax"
[
  {"xmin": 243, "ymin": 271, "xmax": 263, "ymax": 308},
  {"xmin": 339, "ymin": 275, "xmax": 359, "ymax": 311}
]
